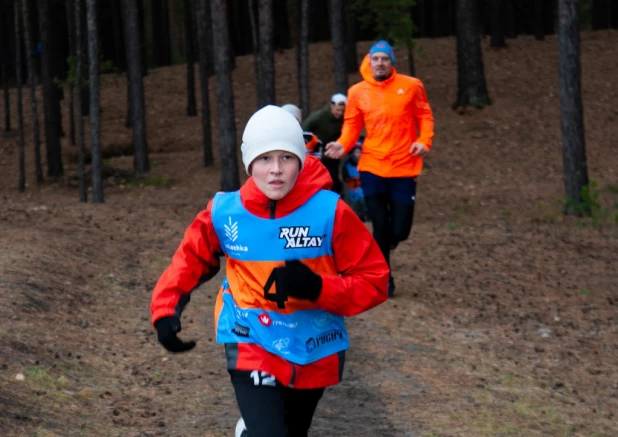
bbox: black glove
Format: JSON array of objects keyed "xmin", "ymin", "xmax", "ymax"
[
  {"xmin": 273, "ymin": 260, "xmax": 323, "ymax": 302},
  {"xmin": 155, "ymin": 316, "xmax": 196, "ymax": 353}
]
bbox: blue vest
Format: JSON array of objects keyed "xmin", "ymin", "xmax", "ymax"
[{"xmin": 211, "ymin": 190, "xmax": 350, "ymax": 365}]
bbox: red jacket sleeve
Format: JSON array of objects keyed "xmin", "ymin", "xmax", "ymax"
[
  {"xmin": 150, "ymin": 200, "xmax": 222, "ymax": 324},
  {"xmin": 315, "ymin": 199, "xmax": 389, "ymax": 316}
]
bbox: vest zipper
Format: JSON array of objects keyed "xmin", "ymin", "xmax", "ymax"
[{"xmin": 268, "ymin": 199, "xmax": 276, "ymax": 219}]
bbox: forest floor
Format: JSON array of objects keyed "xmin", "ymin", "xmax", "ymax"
[{"xmin": 1, "ymin": 31, "xmax": 617, "ymax": 437}]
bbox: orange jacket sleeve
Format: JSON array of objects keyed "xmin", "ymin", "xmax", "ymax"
[
  {"xmin": 412, "ymin": 81, "xmax": 435, "ymax": 149},
  {"xmin": 315, "ymin": 199, "xmax": 389, "ymax": 316},
  {"xmin": 150, "ymin": 200, "xmax": 222, "ymax": 324},
  {"xmin": 337, "ymin": 91, "xmax": 364, "ymax": 154}
]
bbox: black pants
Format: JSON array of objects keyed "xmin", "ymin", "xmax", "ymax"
[
  {"xmin": 321, "ymin": 157, "xmax": 342, "ymax": 194},
  {"xmin": 364, "ymin": 193, "xmax": 415, "ymax": 267},
  {"xmin": 230, "ymin": 370, "xmax": 325, "ymax": 437}
]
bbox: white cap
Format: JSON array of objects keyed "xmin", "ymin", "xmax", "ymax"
[
  {"xmin": 280, "ymin": 104, "xmax": 302, "ymax": 123},
  {"xmin": 331, "ymin": 93, "xmax": 347, "ymax": 105},
  {"xmin": 241, "ymin": 105, "xmax": 306, "ymax": 175}
]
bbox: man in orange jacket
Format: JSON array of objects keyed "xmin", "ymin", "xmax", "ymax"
[{"xmin": 325, "ymin": 40, "xmax": 435, "ymax": 297}]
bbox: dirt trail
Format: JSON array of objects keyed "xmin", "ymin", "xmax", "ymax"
[{"xmin": 1, "ymin": 32, "xmax": 618, "ymax": 436}]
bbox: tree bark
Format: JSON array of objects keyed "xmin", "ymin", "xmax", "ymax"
[
  {"xmin": 38, "ymin": 0, "xmax": 64, "ymax": 176},
  {"xmin": 86, "ymin": 0, "xmax": 103, "ymax": 202},
  {"xmin": 196, "ymin": 0, "xmax": 213, "ymax": 166},
  {"xmin": 22, "ymin": 0, "xmax": 43, "ymax": 183},
  {"xmin": 15, "ymin": 0, "xmax": 25, "ymax": 192},
  {"xmin": 297, "ymin": 0, "xmax": 310, "ymax": 118},
  {"xmin": 344, "ymin": 1, "xmax": 357, "ymax": 73},
  {"xmin": 110, "ymin": 0, "xmax": 125, "ymax": 71},
  {"xmin": 418, "ymin": 0, "xmax": 427, "ymax": 37},
  {"xmin": 151, "ymin": 0, "xmax": 171, "ymax": 66},
  {"xmin": 75, "ymin": 0, "xmax": 86, "ymax": 201},
  {"xmin": 78, "ymin": 0, "xmax": 89, "ymax": 116},
  {"xmin": 210, "ymin": 0, "xmax": 240, "ymax": 191},
  {"xmin": 505, "ymin": 0, "xmax": 517, "ymax": 38},
  {"xmin": 534, "ymin": 0, "xmax": 545, "ymax": 40},
  {"xmin": 454, "ymin": 0, "xmax": 491, "ymax": 109},
  {"xmin": 407, "ymin": 44, "xmax": 416, "ymax": 77},
  {"xmin": 490, "ymin": 0, "xmax": 507, "ymax": 48},
  {"xmin": 198, "ymin": 0, "xmax": 214, "ymax": 76},
  {"xmin": 330, "ymin": 0, "xmax": 348, "ymax": 94},
  {"xmin": 2, "ymin": 1, "xmax": 14, "ymax": 134},
  {"xmin": 558, "ymin": 0, "xmax": 589, "ymax": 215},
  {"xmin": 184, "ymin": 0, "xmax": 197, "ymax": 116},
  {"xmin": 257, "ymin": 0, "xmax": 275, "ymax": 107},
  {"xmin": 124, "ymin": 0, "xmax": 149, "ymax": 173},
  {"xmin": 247, "ymin": 0, "xmax": 260, "ymax": 107},
  {"xmin": 65, "ymin": 0, "xmax": 76, "ymax": 145}
]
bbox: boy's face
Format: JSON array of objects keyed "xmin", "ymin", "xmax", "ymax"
[
  {"xmin": 251, "ymin": 150, "xmax": 301, "ymax": 200},
  {"xmin": 353, "ymin": 148, "xmax": 362, "ymax": 161}
]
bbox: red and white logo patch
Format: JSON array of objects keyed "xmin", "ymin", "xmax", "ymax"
[{"xmin": 258, "ymin": 313, "xmax": 272, "ymax": 326}]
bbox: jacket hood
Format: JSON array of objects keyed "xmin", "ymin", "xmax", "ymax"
[
  {"xmin": 360, "ymin": 54, "xmax": 398, "ymax": 86},
  {"xmin": 239, "ymin": 155, "xmax": 334, "ymax": 218}
]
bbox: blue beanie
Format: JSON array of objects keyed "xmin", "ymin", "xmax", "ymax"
[{"xmin": 369, "ymin": 40, "xmax": 395, "ymax": 65}]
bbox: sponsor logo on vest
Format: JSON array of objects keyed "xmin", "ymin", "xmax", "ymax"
[
  {"xmin": 232, "ymin": 322, "xmax": 250, "ymax": 338},
  {"xmin": 224, "ymin": 217, "xmax": 239, "ymax": 242},
  {"xmin": 311, "ymin": 313, "xmax": 335, "ymax": 330},
  {"xmin": 273, "ymin": 320, "xmax": 298, "ymax": 329},
  {"xmin": 279, "ymin": 226, "xmax": 325, "ymax": 249},
  {"xmin": 305, "ymin": 330, "xmax": 343, "ymax": 353},
  {"xmin": 224, "ymin": 243, "xmax": 248, "ymax": 252},
  {"xmin": 258, "ymin": 313, "xmax": 272, "ymax": 326},
  {"xmin": 235, "ymin": 307, "xmax": 248, "ymax": 319},
  {"xmin": 272, "ymin": 337, "xmax": 290, "ymax": 354}
]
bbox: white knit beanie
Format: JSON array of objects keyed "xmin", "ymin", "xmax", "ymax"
[
  {"xmin": 280, "ymin": 104, "xmax": 302, "ymax": 123},
  {"xmin": 241, "ymin": 105, "xmax": 306, "ymax": 175}
]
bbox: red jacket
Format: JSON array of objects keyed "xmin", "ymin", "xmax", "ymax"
[{"xmin": 151, "ymin": 156, "xmax": 389, "ymax": 388}]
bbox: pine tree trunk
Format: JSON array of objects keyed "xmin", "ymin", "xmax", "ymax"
[
  {"xmin": 407, "ymin": 44, "xmax": 416, "ymax": 77},
  {"xmin": 247, "ymin": 0, "xmax": 261, "ymax": 108},
  {"xmin": 86, "ymin": 0, "xmax": 103, "ymax": 202},
  {"xmin": 74, "ymin": 0, "xmax": 87, "ymax": 201},
  {"xmin": 558, "ymin": 0, "xmax": 589, "ymax": 215},
  {"xmin": 534, "ymin": 0, "xmax": 545, "ymax": 40},
  {"xmin": 77, "ymin": 0, "xmax": 89, "ymax": 116},
  {"xmin": 257, "ymin": 0, "xmax": 275, "ymax": 107},
  {"xmin": 418, "ymin": 0, "xmax": 427, "ymax": 37},
  {"xmin": 297, "ymin": 0, "xmax": 310, "ymax": 118},
  {"xmin": 330, "ymin": 0, "xmax": 348, "ymax": 94},
  {"xmin": 15, "ymin": 0, "xmax": 25, "ymax": 192},
  {"xmin": 65, "ymin": 0, "xmax": 76, "ymax": 145},
  {"xmin": 22, "ymin": 0, "xmax": 43, "ymax": 183},
  {"xmin": 505, "ymin": 0, "xmax": 517, "ymax": 38},
  {"xmin": 2, "ymin": 2, "xmax": 13, "ymax": 134},
  {"xmin": 38, "ymin": 0, "xmax": 64, "ymax": 176},
  {"xmin": 124, "ymin": 0, "xmax": 149, "ymax": 173},
  {"xmin": 454, "ymin": 0, "xmax": 491, "ymax": 109},
  {"xmin": 121, "ymin": 0, "xmax": 132, "ymax": 128},
  {"xmin": 199, "ymin": 0, "xmax": 214, "ymax": 76},
  {"xmin": 490, "ymin": 0, "xmax": 507, "ymax": 47},
  {"xmin": 151, "ymin": 0, "xmax": 171, "ymax": 66},
  {"xmin": 111, "ymin": 0, "xmax": 125, "ymax": 71},
  {"xmin": 210, "ymin": 0, "xmax": 240, "ymax": 191},
  {"xmin": 344, "ymin": 2, "xmax": 357, "ymax": 73},
  {"xmin": 195, "ymin": 0, "xmax": 213, "ymax": 167},
  {"xmin": 184, "ymin": 0, "xmax": 197, "ymax": 116}
]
